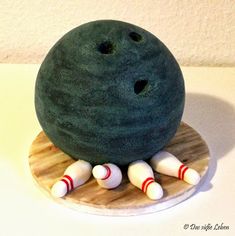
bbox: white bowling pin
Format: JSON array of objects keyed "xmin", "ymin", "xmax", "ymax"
[
  {"xmin": 51, "ymin": 160, "xmax": 92, "ymax": 198},
  {"xmin": 150, "ymin": 151, "xmax": 200, "ymax": 185},
  {"xmin": 92, "ymin": 163, "xmax": 122, "ymax": 189},
  {"xmin": 127, "ymin": 160, "xmax": 163, "ymax": 200}
]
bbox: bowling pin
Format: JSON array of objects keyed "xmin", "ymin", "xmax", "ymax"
[
  {"xmin": 51, "ymin": 160, "xmax": 92, "ymax": 198},
  {"xmin": 92, "ymin": 163, "xmax": 122, "ymax": 189},
  {"xmin": 150, "ymin": 151, "xmax": 200, "ymax": 185},
  {"xmin": 127, "ymin": 160, "xmax": 163, "ymax": 200}
]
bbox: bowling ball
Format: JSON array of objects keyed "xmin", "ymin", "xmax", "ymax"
[{"xmin": 35, "ymin": 20, "xmax": 185, "ymax": 166}]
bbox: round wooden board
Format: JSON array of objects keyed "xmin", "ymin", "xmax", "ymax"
[{"xmin": 29, "ymin": 122, "xmax": 210, "ymax": 216}]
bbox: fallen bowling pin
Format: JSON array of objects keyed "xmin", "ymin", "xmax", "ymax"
[
  {"xmin": 92, "ymin": 163, "xmax": 122, "ymax": 189},
  {"xmin": 51, "ymin": 160, "xmax": 92, "ymax": 198},
  {"xmin": 150, "ymin": 151, "xmax": 200, "ymax": 185},
  {"xmin": 127, "ymin": 160, "xmax": 163, "ymax": 200}
]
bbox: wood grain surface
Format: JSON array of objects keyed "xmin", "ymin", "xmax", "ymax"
[{"xmin": 29, "ymin": 122, "xmax": 210, "ymax": 216}]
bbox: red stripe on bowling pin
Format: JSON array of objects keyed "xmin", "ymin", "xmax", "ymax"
[
  {"xmin": 141, "ymin": 177, "xmax": 154, "ymax": 193},
  {"xmin": 181, "ymin": 166, "xmax": 188, "ymax": 180},
  {"xmin": 60, "ymin": 175, "xmax": 74, "ymax": 193},
  {"xmin": 63, "ymin": 175, "xmax": 74, "ymax": 190},
  {"xmin": 178, "ymin": 164, "xmax": 189, "ymax": 180},
  {"xmin": 102, "ymin": 165, "xmax": 111, "ymax": 180}
]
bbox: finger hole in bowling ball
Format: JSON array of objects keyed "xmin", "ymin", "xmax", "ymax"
[
  {"xmin": 134, "ymin": 80, "xmax": 149, "ymax": 95},
  {"xmin": 129, "ymin": 32, "xmax": 142, "ymax": 42},
  {"xmin": 182, "ymin": 159, "xmax": 188, "ymax": 163},
  {"xmin": 98, "ymin": 41, "xmax": 114, "ymax": 54}
]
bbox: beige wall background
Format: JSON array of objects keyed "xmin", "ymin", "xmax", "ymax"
[{"xmin": 0, "ymin": 0, "xmax": 234, "ymax": 66}]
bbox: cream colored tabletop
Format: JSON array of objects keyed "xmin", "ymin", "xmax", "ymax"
[{"xmin": 0, "ymin": 64, "xmax": 235, "ymax": 236}]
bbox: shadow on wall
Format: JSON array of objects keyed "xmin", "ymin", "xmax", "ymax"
[
  {"xmin": 183, "ymin": 93, "xmax": 235, "ymax": 191},
  {"xmin": 183, "ymin": 93, "xmax": 235, "ymax": 160}
]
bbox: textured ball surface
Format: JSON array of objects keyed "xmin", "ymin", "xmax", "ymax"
[{"xmin": 35, "ymin": 20, "xmax": 185, "ymax": 166}]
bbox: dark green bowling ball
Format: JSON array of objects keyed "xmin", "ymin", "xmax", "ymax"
[{"xmin": 35, "ymin": 20, "xmax": 185, "ymax": 166}]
